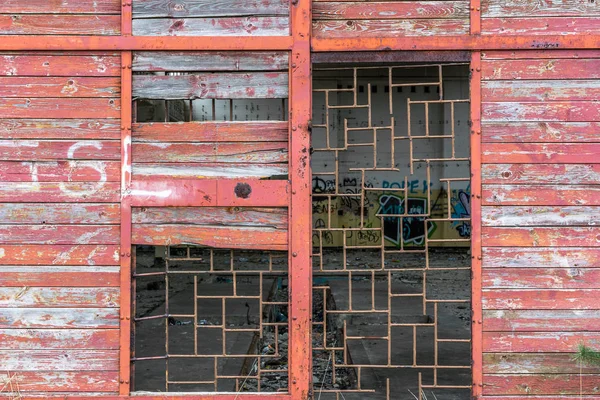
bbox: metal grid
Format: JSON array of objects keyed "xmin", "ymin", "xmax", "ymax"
[
  {"xmin": 311, "ymin": 64, "xmax": 472, "ymax": 399},
  {"xmin": 131, "ymin": 246, "xmax": 289, "ymax": 393}
]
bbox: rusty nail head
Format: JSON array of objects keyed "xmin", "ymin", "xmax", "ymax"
[
  {"xmin": 292, "ymin": 126, "xmax": 297, "ymax": 131},
  {"xmin": 293, "ymin": 380, "xmax": 297, "ymax": 384},
  {"xmin": 293, "ymin": 316, "xmax": 298, "ymax": 320},
  {"xmin": 293, "ymin": 252, "xmax": 298, "ymax": 257},
  {"xmin": 234, "ymin": 182, "xmax": 252, "ymax": 199}
]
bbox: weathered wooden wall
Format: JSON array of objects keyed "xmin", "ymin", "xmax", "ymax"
[
  {"xmin": 0, "ymin": 52, "xmax": 121, "ymax": 394},
  {"xmin": 312, "ymin": 1, "xmax": 470, "ymax": 38},
  {"xmin": 480, "ymin": 50, "xmax": 600, "ymax": 397}
]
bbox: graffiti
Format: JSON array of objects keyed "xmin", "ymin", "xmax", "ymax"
[
  {"xmin": 312, "ymin": 176, "xmax": 336, "ymax": 194},
  {"xmin": 382, "ymin": 179, "xmax": 433, "ymax": 194},
  {"xmin": 377, "ymin": 195, "xmax": 436, "ymax": 246},
  {"xmin": 451, "ymin": 186, "xmax": 471, "ymax": 238}
]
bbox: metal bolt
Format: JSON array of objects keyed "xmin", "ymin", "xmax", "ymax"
[{"xmin": 293, "ymin": 252, "xmax": 298, "ymax": 257}]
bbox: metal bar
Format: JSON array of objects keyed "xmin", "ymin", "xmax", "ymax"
[
  {"xmin": 470, "ymin": 52, "xmax": 483, "ymax": 400},
  {"xmin": 289, "ymin": 0, "xmax": 312, "ymax": 397}
]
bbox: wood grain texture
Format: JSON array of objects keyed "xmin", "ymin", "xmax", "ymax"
[
  {"xmin": 0, "ymin": 350, "xmax": 118, "ymax": 371},
  {"xmin": 0, "ymin": 266, "xmax": 119, "ymax": 287},
  {"xmin": 482, "ymin": 247, "xmax": 600, "ymax": 269},
  {"xmin": 132, "ymin": 142, "xmax": 287, "ymax": 163},
  {"xmin": 0, "ymin": 204, "xmax": 120, "ymax": 224},
  {"xmin": 0, "ymin": 1, "xmax": 120, "ymax": 14},
  {"xmin": 482, "ymin": 80, "xmax": 600, "ymax": 102},
  {"xmin": 483, "ymin": 289, "xmax": 600, "ymax": 310},
  {"xmin": 0, "ymin": 161, "xmax": 120, "ymax": 182},
  {"xmin": 484, "ymin": 310, "xmax": 600, "ymax": 332},
  {"xmin": 483, "ymin": 268, "xmax": 600, "ymax": 289},
  {"xmin": 0, "ymin": 245, "xmax": 120, "ymax": 266},
  {"xmin": 482, "ymin": 50, "xmax": 600, "ymax": 60},
  {"xmin": 0, "ymin": 15, "xmax": 120, "ymax": 35},
  {"xmin": 133, "ymin": 121, "xmax": 288, "ymax": 142},
  {"xmin": 133, "ymin": 0, "xmax": 288, "ymax": 17},
  {"xmin": 482, "ymin": 143, "xmax": 600, "ymax": 164},
  {"xmin": 133, "ymin": 72, "xmax": 288, "ymax": 99},
  {"xmin": 482, "ymin": 59, "xmax": 600, "ymax": 80},
  {"xmin": 132, "ymin": 17, "xmax": 289, "ymax": 36},
  {"xmin": 483, "ymin": 353, "xmax": 600, "ymax": 374},
  {"xmin": 0, "ymin": 119, "xmax": 120, "ymax": 140},
  {"xmin": 313, "ymin": 2, "xmax": 469, "ymax": 20},
  {"xmin": 0, "ymin": 77, "xmax": 119, "ymax": 97},
  {"xmin": 482, "ymin": 164, "xmax": 600, "ymax": 185},
  {"xmin": 482, "ymin": 102, "xmax": 600, "ymax": 122},
  {"xmin": 483, "ymin": 374, "xmax": 600, "ymax": 396},
  {"xmin": 481, "ymin": 122, "xmax": 600, "ymax": 143},
  {"xmin": 483, "ymin": 185, "xmax": 600, "ymax": 206},
  {"xmin": 133, "ymin": 162, "xmax": 287, "ymax": 179},
  {"xmin": 0, "ymin": 98, "xmax": 120, "ymax": 119},
  {"xmin": 0, "ymin": 287, "xmax": 119, "ymax": 308},
  {"xmin": 0, "ymin": 308, "xmax": 119, "ymax": 329},
  {"xmin": 0, "ymin": 329, "xmax": 119, "ymax": 350},
  {"xmin": 0, "ymin": 55, "xmax": 121, "ymax": 77},
  {"xmin": 482, "ymin": 206, "xmax": 600, "ymax": 226},
  {"xmin": 0, "ymin": 225, "xmax": 120, "ymax": 245},
  {"xmin": 132, "ymin": 51, "xmax": 288, "ymax": 72},
  {"xmin": 0, "ymin": 140, "xmax": 120, "ymax": 161},
  {"xmin": 313, "ymin": 19, "xmax": 469, "ymax": 38},
  {"xmin": 482, "ymin": 0, "xmax": 600, "ymax": 17},
  {"xmin": 0, "ymin": 182, "xmax": 120, "ymax": 202},
  {"xmin": 482, "ymin": 17, "xmax": 600, "ymax": 36},
  {"xmin": 482, "ymin": 227, "xmax": 600, "ymax": 247},
  {"xmin": 0, "ymin": 371, "xmax": 119, "ymax": 392},
  {"xmin": 483, "ymin": 332, "xmax": 600, "ymax": 353}
]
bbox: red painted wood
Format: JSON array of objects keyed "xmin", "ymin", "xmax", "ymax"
[
  {"xmin": 216, "ymin": 180, "xmax": 290, "ymax": 207},
  {"xmin": 0, "ymin": 182, "xmax": 121, "ymax": 202},
  {"xmin": 0, "ymin": 141, "xmax": 120, "ymax": 161},
  {"xmin": 482, "ymin": 101, "xmax": 600, "ymax": 122},
  {"xmin": 132, "ymin": 17, "xmax": 289, "ymax": 36},
  {"xmin": 483, "ymin": 185, "xmax": 600, "ymax": 206},
  {"xmin": 483, "ymin": 309, "xmax": 600, "ymax": 332},
  {"xmin": 482, "ymin": 227, "xmax": 600, "ymax": 247},
  {"xmin": 0, "ymin": 245, "xmax": 120, "ymax": 266},
  {"xmin": 0, "ymin": 349, "xmax": 118, "ymax": 371},
  {"xmin": 483, "ymin": 353, "xmax": 600, "ymax": 374},
  {"xmin": 484, "ymin": 374, "xmax": 600, "ymax": 396},
  {"xmin": 483, "ymin": 247, "xmax": 600, "ymax": 269},
  {"xmin": 0, "ymin": 225, "xmax": 119, "ymax": 245},
  {"xmin": 482, "ymin": 143, "xmax": 600, "ymax": 164},
  {"xmin": 0, "ymin": 203, "xmax": 119, "ymax": 224},
  {"xmin": 481, "ymin": 122, "xmax": 600, "ymax": 143},
  {"xmin": 132, "ymin": 142, "xmax": 287, "ymax": 163},
  {"xmin": 0, "ymin": 98, "xmax": 120, "ymax": 119},
  {"xmin": 132, "ymin": 51, "xmax": 289, "ymax": 72},
  {"xmin": 313, "ymin": 19, "xmax": 469, "ymax": 37},
  {"xmin": 482, "ymin": 0, "xmax": 600, "ymax": 18},
  {"xmin": 0, "ymin": 15, "xmax": 121, "ymax": 35},
  {"xmin": 0, "ymin": 77, "xmax": 120, "ymax": 98},
  {"xmin": 482, "ymin": 50, "xmax": 600, "ymax": 60},
  {"xmin": 0, "ymin": 119, "xmax": 120, "ymax": 140},
  {"xmin": 132, "ymin": 121, "xmax": 288, "ymax": 142},
  {"xmin": 0, "ymin": 1, "xmax": 120, "ymax": 13},
  {"xmin": 482, "ymin": 205, "xmax": 600, "ymax": 226},
  {"xmin": 0, "ymin": 55, "xmax": 121, "ymax": 76},
  {"xmin": 0, "ymin": 266, "xmax": 119, "ymax": 287},
  {"xmin": 0, "ymin": 308, "xmax": 119, "ymax": 329},
  {"xmin": 483, "ymin": 268, "xmax": 600, "ymax": 289},
  {"xmin": 482, "ymin": 59, "xmax": 600, "ymax": 80},
  {"xmin": 0, "ymin": 287, "xmax": 119, "ymax": 308},
  {"xmin": 0, "ymin": 161, "xmax": 120, "ymax": 182},
  {"xmin": 482, "ymin": 164, "xmax": 600, "ymax": 185},
  {"xmin": 313, "ymin": 2, "xmax": 469, "ymax": 20},
  {"xmin": 133, "ymin": 162, "xmax": 287, "ymax": 180},
  {"xmin": 0, "ymin": 371, "xmax": 119, "ymax": 392},
  {"xmin": 482, "ymin": 17, "xmax": 600, "ymax": 36},
  {"xmin": 482, "ymin": 80, "xmax": 600, "ymax": 102},
  {"xmin": 133, "ymin": 0, "xmax": 288, "ymax": 18},
  {"xmin": 483, "ymin": 332, "xmax": 600, "ymax": 353},
  {"xmin": 483, "ymin": 289, "xmax": 600, "ymax": 310}
]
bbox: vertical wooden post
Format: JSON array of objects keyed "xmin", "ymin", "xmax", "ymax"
[
  {"xmin": 289, "ymin": 0, "xmax": 312, "ymax": 398},
  {"xmin": 119, "ymin": 0, "xmax": 133, "ymax": 395},
  {"xmin": 470, "ymin": 51, "xmax": 483, "ymax": 400},
  {"xmin": 470, "ymin": 0, "xmax": 481, "ymax": 35}
]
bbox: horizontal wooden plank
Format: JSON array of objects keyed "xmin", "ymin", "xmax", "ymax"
[
  {"xmin": 0, "ymin": 308, "xmax": 119, "ymax": 329},
  {"xmin": 132, "ymin": 51, "xmax": 288, "ymax": 72},
  {"xmin": 132, "ymin": 17, "xmax": 289, "ymax": 36},
  {"xmin": 0, "ymin": 141, "xmax": 120, "ymax": 161},
  {"xmin": 0, "ymin": 371, "xmax": 119, "ymax": 392},
  {"xmin": 133, "ymin": 72, "xmax": 288, "ymax": 100},
  {"xmin": 0, "ymin": 287, "xmax": 119, "ymax": 308},
  {"xmin": 482, "ymin": 164, "xmax": 600, "ymax": 185},
  {"xmin": 482, "ymin": 247, "xmax": 600, "ymax": 269},
  {"xmin": 132, "ymin": 142, "xmax": 287, "ymax": 163},
  {"xmin": 0, "ymin": 245, "xmax": 120, "ymax": 266},
  {"xmin": 482, "ymin": 143, "xmax": 600, "ymax": 164},
  {"xmin": 482, "ymin": 206, "xmax": 600, "ymax": 226},
  {"xmin": 484, "ymin": 374, "xmax": 600, "ymax": 396},
  {"xmin": 0, "ymin": 161, "xmax": 120, "ymax": 182},
  {"xmin": 0, "ymin": 225, "xmax": 119, "ymax": 245},
  {"xmin": 313, "ymin": 2, "xmax": 468, "ymax": 20},
  {"xmin": 483, "ymin": 268, "xmax": 600, "ymax": 289},
  {"xmin": 482, "ymin": 227, "xmax": 600, "ymax": 247},
  {"xmin": 0, "ymin": 1, "xmax": 120, "ymax": 14},
  {"xmin": 0, "ymin": 98, "xmax": 120, "ymax": 119},
  {"xmin": 482, "ymin": 102, "xmax": 600, "ymax": 122},
  {"xmin": 313, "ymin": 19, "xmax": 469, "ymax": 38},
  {"xmin": 483, "ymin": 289, "xmax": 600, "ymax": 310},
  {"xmin": 483, "ymin": 332, "xmax": 600, "ymax": 353},
  {"xmin": 0, "ymin": 182, "xmax": 120, "ymax": 202},
  {"xmin": 0, "ymin": 119, "xmax": 120, "ymax": 140},
  {"xmin": 482, "ymin": 80, "xmax": 600, "ymax": 102},
  {"xmin": 482, "ymin": 59, "xmax": 600, "ymax": 80},
  {"xmin": 484, "ymin": 309, "xmax": 600, "ymax": 332},
  {"xmin": 482, "ymin": 17, "xmax": 600, "ymax": 36},
  {"xmin": 0, "ymin": 15, "xmax": 120, "ymax": 35},
  {"xmin": 482, "ymin": 0, "xmax": 600, "ymax": 18},
  {"xmin": 0, "ymin": 204, "xmax": 120, "ymax": 225},
  {"xmin": 132, "ymin": 225, "xmax": 287, "ymax": 250},
  {"xmin": 483, "ymin": 353, "xmax": 600, "ymax": 374},
  {"xmin": 0, "ymin": 329, "xmax": 119, "ymax": 350},
  {"xmin": 133, "ymin": 0, "xmax": 288, "ymax": 17},
  {"xmin": 0, "ymin": 350, "xmax": 118, "ymax": 371},
  {"xmin": 132, "ymin": 206, "xmax": 287, "ymax": 229},
  {"xmin": 481, "ymin": 122, "xmax": 600, "ymax": 143},
  {"xmin": 133, "ymin": 121, "xmax": 288, "ymax": 142},
  {"xmin": 0, "ymin": 266, "xmax": 119, "ymax": 287},
  {"xmin": 0, "ymin": 55, "xmax": 121, "ymax": 76},
  {"xmin": 0, "ymin": 77, "xmax": 119, "ymax": 97},
  {"xmin": 132, "ymin": 162, "xmax": 287, "ymax": 179},
  {"xmin": 481, "ymin": 50, "xmax": 600, "ymax": 60},
  {"xmin": 483, "ymin": 185, "xmax": 600, "ymax": 206}
]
